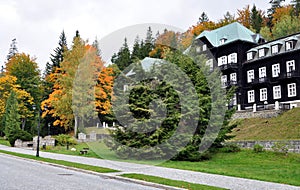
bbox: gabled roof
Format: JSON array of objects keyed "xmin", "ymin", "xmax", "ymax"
[{"xmin": 195, "ymin": 22, "xmax": 261, "ymax": 47}]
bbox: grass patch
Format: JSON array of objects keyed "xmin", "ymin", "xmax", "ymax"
[
  {"xmin": 0, "ymin": 138, "xmax": 10, "ymax": 146},
  {"xmin": 121, "ymin": 173, "xmax": 227, "ymax": 190},
  {"xmin": 160, "ymin": 150, "xmax": 300, "ymax": 186},
  {"xmin": 44, "ymin": 142, "xmax": 102, "ymax": 158},
  {"xmin": 0, "ymin": 149, "xmax": 118, "ymax": 173},
  {"xmin": 231, "ymin": 108, "xmax": 300, "ymax": 140},
  {"xmin": 84, "ymin": 127, "xmax": 110, "ymax": 135}
]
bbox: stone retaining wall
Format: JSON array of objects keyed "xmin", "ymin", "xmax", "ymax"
[
  {"xmin": 233, "ymin": 140, "xmax": 300, "ymax": 153},
  {"xmin": 232, "ymin": 109, "xmax": 283, "ymax": 119}
]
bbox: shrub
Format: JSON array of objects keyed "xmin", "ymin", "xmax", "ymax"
[
  {"xmin": 55, "ymin": 134, "xmax": 77, "ymax": 146},
  {"xmin": 272, "ymin": 142, "xmax": 290, "ymax": 155},
  {"xmin": 220, "ymin": 143, "xmax": 241, "ymax": 153},
  {"xmin": 7, "ymin": 130, "xmax": 32, "ymax": 146},
  {"xmin": 253, "ymin": 144, "xmax": 264, "ymax": 153}
]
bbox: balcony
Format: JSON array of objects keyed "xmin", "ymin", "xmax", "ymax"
[
  {"xmin": 222, "ymin": 80, "xmax": 238, "ymax": 88},
  {"xmin": 280, "ymin": 71, "xmax": 300, "ymax": 79},
  {"xmin": 250, "ymin": 77, "xmax": 269, "ymax": 85},
  {"xmin": 219, "ymin": 63, "xmax": 238, "ymax": 71}
]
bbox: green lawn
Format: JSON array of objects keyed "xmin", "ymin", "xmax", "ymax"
[
  {"xmin": 0, "ymin": 138, "xmax": 10, "ymax": 146},
  {"xmin": 121, "ymin": 173, "xmax": 227, "ymax": 190},
  {"xmin": 0, "ymin": 149, "xmax": 118, "ymax": 173},
  {"xmin": 231, "ymin": 108, "xmax": 300, "ymax": 140},
  {"xmin": 44, "ymin": 142, "xmax": 102, "ymax": 158},
  {"xmin": 160, "ymin": 150, "xmax": 300, "ymax": 186}
]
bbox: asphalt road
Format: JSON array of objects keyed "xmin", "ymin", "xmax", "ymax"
[{"xmin": 0, "ymin": 154, "xmax": 163, "ymax": 190}]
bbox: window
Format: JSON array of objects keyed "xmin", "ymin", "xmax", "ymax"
[
  {"xmin": 230, "ymin": 73, "xmax": 237, "ymax": 82},
  {"xmin": 288, "ymin": 83, "xmax": 297, "ymax": 97},
  {"xmin": 271, "ymin": 45, "xmax": 279, "ymax": 54},
  {"xmin": 272, "ymin": 64, "xmax": 280, "ymax": 77},
  {"xmin": 247, "ymin": 52, "xmax": 253, "ymax": 61},
  {"xmin": 286, "ymin": 60, "xmax": 295, "ymax": 73},
  {"xmin": 206, "ymin": 59, "xmax": 213, "ymax": 71},
  {"xmin": 273, "ymin": 85, "xmax": 281, "ymax": 99},
  {"xmin": 221, "ymin": 75, "xmax": 227, "ymax": 87},
  {"xmin": 258, "ymin": 48, "xmax": 265, "ymax": 58},
  {"xmin": 260, "ymin": 88, "xmax": 268, "ymax": 101},
  {"xmin": 259, "ymin": 67, "xmax": 266, "ymax": 78},
  {"xmin": 286, "ymin": 41, "xmax": 294, "ymax": 51},
  {"xmin": 230, "ymin": 94, "xmax": 237, "ymax": 106},
  {"xmin": 203, "ymin": 44, "xmax": 207, "ymax": 51},
  {"xmin": 218, "ymin": 56, "xmax": 227, "ymax": 66},
  {"xmin": 220, "ymin": 38, "xmax": 226, "ymax": 45},
  {"xmin": 247, "ymin": 70, "xmax": 254, "ymax": 83},
  {"xmin": 248, "ymin": 90, "xmax": 255, "ymax": 103},
  {"xmin": 196, "ymin": 47, "xmax": 201, "ymax": 53},
  {"xmin": 228, "ymin": 53, "xmax": 237, "ymax": 64}
]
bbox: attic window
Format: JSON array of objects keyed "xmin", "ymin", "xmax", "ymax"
[
  {"xmin": 286, "ymin": 41, "xmax": 294, "ymax": 51},
  {"xmin": 258, "ymin": 48, "xmax": 266, "ymax": 58},
  {"xmin": 220, "ymin": 38, "xmax": 227, "ymax": 45}
]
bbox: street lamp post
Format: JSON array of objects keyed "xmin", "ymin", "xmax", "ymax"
[{"xmin": 33, "ymin": 105, "xmax": 42, "ymax": 157}]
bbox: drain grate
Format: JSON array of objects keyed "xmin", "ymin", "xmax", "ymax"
[{"xmin": 58, "ymin": 173, "xmax": 73, "ymax": 176}]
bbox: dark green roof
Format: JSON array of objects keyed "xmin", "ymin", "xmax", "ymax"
[{"xmin": 196, "ymin": 22, "xmax": 260, "ymax": 47}]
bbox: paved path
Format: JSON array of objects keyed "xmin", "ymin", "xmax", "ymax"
[{"xmin": 0, "ymin": 145, "xmax": 299, "ymax": 190}]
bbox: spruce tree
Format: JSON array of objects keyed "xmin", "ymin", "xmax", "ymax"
[
  {"xmin": 131, "ymin": 36, "xmax": 141, "ymax": 61},
  {"xmin": 267, "ymin": 0, "xmax": 285, "ymax": 28},
  {"xmin": 4, "ymin": 91, "xmax": 21, "ymax": 145},
  {"xmin": 198, "ymin": 12, "xmax": 209, "ymax": 24},
  {"xmin": 6, "ymin": 38, "xmax": 18, "ymax": 61},
  {"xmin": 111, "ymin": 38, "xmax": 132, "ymax": 71},
  {"xmin": 50, "ymin": 30, "xmax": 68, "ymax": 69},
  {"xmin": 251, "ymin": 5, "xmax": 263, "ymax": 33}
]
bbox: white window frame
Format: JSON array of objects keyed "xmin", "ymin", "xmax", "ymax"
[
  {"xmin": 259, "ymin": 67, "xmax": 266, "ymax": 78},
  {"xmin": 203, "ymin": 44, "xmax": 207, "ymax": 51},
  {"xmin": 230, "ymin": 73, "xmax": 237, "ymax": 82},
  {"xmin": 273, "ymin": 85, "xmax": 281, "ymax": 99},
  {"xmin": 286, "ymin": 41, "xmax": 293, "ymax": 51},
  {"xmin": 260, "ymin": 88, "xmax": 268, "ymax": 101},
  {"xmin": 286, "ymin": 60, "xmax": 295, "ymax": 73},
  {"xmin": 228, "ymin": 53, "xmax": 237, "ymax": 64},
  {"xmin": 271, "ymin": 45, "xmax": 279, "ymax": 54},
  {"xmin": 196, "ymin": 47, "xmax": 201, "ymax": 53},
  {"xmin": 221, "ymin": 75, "xmax": 227, "ymax": 88},
  {"xmin": 247, "ymin": 52, "xmax": 253, "ymax": 61},
  {"xmin": 218, "ymin": 56, "xmax": 227, "ymax": 66},
  {"xmin": 248, "ymin": 90, "xmax": 255, "ymax": 103},
  {"xmin": 288, "ymin": 83, "xmax": 297, "ymax": 97},
  {"xmin": 272, "ymin": 64, "xmax": 280, "ymax": 77},
  {"xmin": 206, "ymin": 59, "xmax": 213, "ymax": 71},
  {"xmin": 258, "ymin": 48, "xmax": 265, "ymax": 58},
  {"xmin": 247, "ymin": 70, "xmax": 254, "ymax": 83}
]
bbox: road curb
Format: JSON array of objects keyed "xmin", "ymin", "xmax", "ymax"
[{"xmin": 0, "ymin": 152, "xmax": 185, "ymax": 190}]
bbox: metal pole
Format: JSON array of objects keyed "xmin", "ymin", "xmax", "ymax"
[{"xmin": 36, "ymin": 110, "xmax": 41, "ymax": 157}]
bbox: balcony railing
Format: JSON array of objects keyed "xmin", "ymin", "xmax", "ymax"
[
  {"xmin": 280, "ymin": 71, "xmax": 300, "ymax": 79},
  {"xmin": 219, "ymin": 63, "xmax": 238, "ymax": 71}
]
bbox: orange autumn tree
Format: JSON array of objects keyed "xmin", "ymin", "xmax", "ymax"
[{"xmin": 42, "ymin": 35, "xmax": 114, "ymax": 134}]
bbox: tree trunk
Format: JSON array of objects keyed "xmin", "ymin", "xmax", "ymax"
[
  {"xmin": 74, "ymin": 116, "xmax": 78, "ymax": 138},
  {"xmin": 21, "ymin": 118, "xmax": 26, "ymax": 130}
]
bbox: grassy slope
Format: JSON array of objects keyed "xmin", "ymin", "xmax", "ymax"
[
  {"xmin": 231, "ymin": 108, "xmax": 300, "ymax": 141},
  {"xmin": 160, "ymin": 150, "xmax": 300, "ymax": 186}
]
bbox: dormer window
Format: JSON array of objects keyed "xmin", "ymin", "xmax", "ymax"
[
  {"xmin": 271, "ymin": 45, "xmax": 279, "ymax": 54},
  {"xmin": 286, "ymin": 41, "xmax": 294, "ymax": 51},
  {"xmin": 247, "ymin": 52, "xmax": 254, "ymax": 61},
  {"xmin": 258, "ymin": 48, "xmax": 267, "ymax": 58},
  {"xmin": 220, "ymin": 38, "xmax": 227, "ymax": 45}
]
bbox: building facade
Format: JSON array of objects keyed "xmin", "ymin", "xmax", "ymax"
[{"xmin": 194, "ymin": 22, "xmax": 300, "ymax": 111}]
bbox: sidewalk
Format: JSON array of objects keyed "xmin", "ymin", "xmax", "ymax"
[{"xmin": 0, "ymin": 145, "xmax": 299, "ymax": 190}]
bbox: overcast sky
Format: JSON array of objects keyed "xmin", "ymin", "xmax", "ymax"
[{"xmin": 0, "ymin": 0, "xmax": 272, "ymax": 72}]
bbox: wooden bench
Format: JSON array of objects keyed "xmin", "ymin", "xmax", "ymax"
[{"xmin": 79, "ymin": 147, "xmax": 89, "ymax": 155}]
